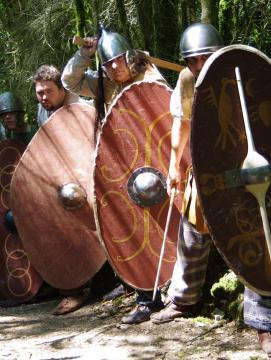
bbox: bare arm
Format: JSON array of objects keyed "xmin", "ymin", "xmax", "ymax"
[
  {"xmin": 167, "ymin": 70, "xmax": 190, "ymax": 194},
  {"xmin": 167, "ymin": 116, "xmax": 190, "ymax": 195}
]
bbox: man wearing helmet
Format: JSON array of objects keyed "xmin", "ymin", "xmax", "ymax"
[
  {"xmin": 0, "ymin": 92, "xmax": 37, "ymax": 234},
  {"xmin": 150, "ymin": 22, "xmax": 223, "ymax": 322},
  {"xmin": 62, "ymin": 26, "xmax": 165, "ymax": 133},
  {"xmin": 62, "ymin": 26, "xmax": 167, "ymax": 324},
  {"xmin": 150, "ymin": 23, "xmax": 271, "ymax": 358},
  {"xmin": 0, "ymin": 91, "xmax": 36, "ymax": 143}
]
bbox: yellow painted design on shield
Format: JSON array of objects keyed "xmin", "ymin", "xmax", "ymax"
[
  {"xmin": 0, "ymin": 146, "xmax": 22, "ymax": 209},
  {"xmin": 100, "ymin": 128, "xmax": 139, "ymax": 183},
  {"xmin": 101, "ymin": 190, "xmax": 137, "ymax": 245},
  {"xmin": 100, "ymin": 106, "xmax": 176, "ymax": 263},
  {"xmin": 4, "ymin": 234, "xmax": 32, "ymax": 297}
]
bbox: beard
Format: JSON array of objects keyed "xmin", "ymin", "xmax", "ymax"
[{"xmin": 42, "ymin": 102, "xmax": 56, "ymax": 111}]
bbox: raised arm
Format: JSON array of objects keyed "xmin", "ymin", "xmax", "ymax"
[{"xmin": 61, "ymin": 37, "xmax": 99, "ymax": 98}]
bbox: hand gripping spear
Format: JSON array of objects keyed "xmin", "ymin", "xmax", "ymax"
[
  {"xmin": 73, "ymin": 36, "xmax": 184, "ymax": 73},
  {"xmin": 152, "ymin": 186, "xmax": 176, "ymax": 301},
  {"xmin": 235, "ymin": 66, "xmax": 271, "ymax": 260}
]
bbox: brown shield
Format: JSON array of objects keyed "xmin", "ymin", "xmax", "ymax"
[
  {"xmin": 191, "ymin": 45, "xmax": 271, "ymax": 295},
  {"xmin": 94, "ymin": 81, "xmax": 190, "ymax": 290},
  {"xmin": 0, "ymin": 140, "xmax": 42, "ymax": 302},
  {"xmin": 10, "ymin": 103, "xmax": 106, "ymax": 290}
]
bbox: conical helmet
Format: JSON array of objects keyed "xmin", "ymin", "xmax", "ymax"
[
  {"xmin": 180, "ymin": 23, "xmax": 224, "ymax": 59},
  {"xmin": 0, "ymin": 92, "xmax": 24, "ymax": 115},
  {"xmin": 97, "ymin": 26, "xmax": 132, "ymax": 65}
]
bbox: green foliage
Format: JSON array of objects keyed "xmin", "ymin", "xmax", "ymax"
[
  {"xmin": 191, "ymin": 315, "xmax": 214, "ymax": 324},
  {"xmin": 211, "ymin": 270, "xmax": 243, "ymax": 302},
  {"xmin": 73, "ymin": 0, "xmax": 86, "ymax": 37},
  {"xmin": 1, "ymin": 0, "xmax": 271, "ymax": 123},
  {"xmin": 211, "ymin": 270, "xmax": 244, "ymax": 323},
  {"xmin": 0, "ymin": 0, "xmax": 76, "ymax": 121},
  {"xmin": 218, "ymin": 0, "xmax": 271, "ymax": 54},
  {"xmin": 202, "ymin": 243, "xmax": 228, "ymax": 303},
  {"xmin": 227, "ymin": 292, "xmax": 244, "ymax": 325}
]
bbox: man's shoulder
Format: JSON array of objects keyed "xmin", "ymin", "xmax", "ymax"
[
  {"xmin": 180, "ymin": 67, "xmax": 193, "ymax": 79},
  {"xmin": 179, "ymin": 67, "xmax": 194, "ymax": 89},
  {"xmin": 142, "ymin": 65, "xmax": 167, "ymax": 84}
]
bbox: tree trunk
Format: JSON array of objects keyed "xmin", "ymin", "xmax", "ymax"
[
  {"xmin": 73, "ymin": 0, "xmax": 85, "ymax": 37},
  {"xmin": 218, "ymin": 0, "xmax": 234, "ymax": 44},
  {"xmin": 115, "ymin": 0, "xmax": 131, "ymax": 44},
  {"xmin": 135, "ymin": 0, "xmax": 155, "ymax": 53},
  {"xmin": 88, "ymin": 0, "xmax": 100, "ymax": 33},
  {"xmin": 152, "ymin": 0, "xmax": 179, "ymax": 62},
  {"xmin": 201, "ymin": 0, "xmax": 219, "ymax": 25}
]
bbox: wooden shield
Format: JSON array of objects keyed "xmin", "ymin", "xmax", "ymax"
[
  {"xmin": 191, "ymin": 45, "xmax": 271, "ymax": 295},
  {"xmin": 10, "ymin": 103, "xmax": 106, "ymax": 290},
  {"xmin": 0, "ymin": 140, "xmax": 42, "ymax": 302},
  {"xmin": 94, "ymin": 81, "xmax": 190, "ymax": 290}
]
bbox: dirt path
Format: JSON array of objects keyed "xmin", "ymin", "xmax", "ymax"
[{"xmin": 0, "ymin": 295, "xmax": 267, "ymax": 360}]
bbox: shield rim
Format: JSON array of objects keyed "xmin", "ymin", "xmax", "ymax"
[
  {"xmin": 192, "ymin": 44, "xmax": 271, "ymax": 296},
  {"xmin": 93, "ymin": 80, "xmax": 180, "ymax": 291},
  {"xmin": 10, "ymin": 103, "xmax": 106, "ymax": 289}
]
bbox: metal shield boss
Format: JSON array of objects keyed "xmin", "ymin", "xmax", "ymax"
[
  {"xmin": 0, "ymin": 140, "xmax": 42, "ymax": 302},
  {"xmin": 94, "ymin": 81, "xmax": 191, "ymax": 290},
  {"xmin": 10, "ymin": 104, "xmax": 106, "ymax": 289},
  {"xmin": 191, "ymin": 45, "xmax": 271, "ymax": 295}
]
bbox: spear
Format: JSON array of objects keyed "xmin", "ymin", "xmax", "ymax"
[
  {"xmin": 235, "ymin": 66, "xmax": 271, "ymax": 260},
  {"xmin": 152, "ymin": 186, "xmax": 176, "ymax": 301},
  {"xmin": 72, "ymin": 36, "xmax": 184, "ymax": 73}
]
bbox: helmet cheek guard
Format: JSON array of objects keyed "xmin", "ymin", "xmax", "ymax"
[{"xmin": 180, "ymin": 23, "xmax": 224, "ymax": 59}]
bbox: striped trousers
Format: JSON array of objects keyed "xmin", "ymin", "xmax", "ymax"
[
  {"xmin": 168, "ymin": 215, "xmax": 211, "ymax": 305},
  {"xmin": 244, "ymin": 288, "xmax": 271, "ymax": 331},
  {"xmin": 168, "ymin": 215, "xmax": 271, "ymax": 331}
]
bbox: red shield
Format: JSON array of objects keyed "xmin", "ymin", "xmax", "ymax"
[
  {"xmin": 0, "ymin": 140, "xmax": 42, "ymax": 302},
  {"xmin": 94, "ymin": 81, "xmax": 190, "ymax": 290},
  {"xmin": 191, "ymin": 45, "xmax": 271, "ymax": 295},
  {"xmin": 10, "ymin": 104, "xmax": 106, "ymax": 289}
]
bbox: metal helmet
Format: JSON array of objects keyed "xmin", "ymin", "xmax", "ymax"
[
  {"xmin": 180, "ymin": 22, "xmax": 224, "ymax": 59},
  {"xmin": 97, "ymin": 26, "xmax": 132, "ymax": 65},
  {"xmin": 0, "ymin": 91, "xmax": 24, "ymax": 115}
]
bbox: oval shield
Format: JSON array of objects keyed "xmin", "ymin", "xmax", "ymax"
[
  {"xmin": 191, "ymin": 45, "xmax": 271, "ymax": 295},
  {"xmin": 0, "ymin": 140, "xmax": 42, "ymax": 302},
  {"xmin": 94, "ymin": 81, "xmax": 190, "ymax": 290},
  {"xmin": 10, "ymin": 104, "xmax": 106, "ymax": 289}
]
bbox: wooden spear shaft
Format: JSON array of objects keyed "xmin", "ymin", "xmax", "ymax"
[
  {"xmin": 235, "ymin": 66, "xmax": 271, "ymax": 260},
  {"xmin": 72, "ymin": 36, "xmax": 184, "ymax": 73},
  {"xmin": 152, "ymin": 187, "xmax": 176, "ymax": 301}
]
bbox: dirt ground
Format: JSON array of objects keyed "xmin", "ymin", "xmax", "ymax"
[{"xmin": 0, "ymin": 292, "xmax": 268, "ymax": 360}]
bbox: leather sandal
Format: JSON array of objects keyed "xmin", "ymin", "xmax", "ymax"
[
  {"xmin": 121, "ymin": 303, "xmax": 164, "ymax": 324},
  {"xmin": 53, "ymin": 290, "xmax": 90, "ymax": 315},
  {"xmin": 151, "ymin": 300, "xmax": 201, "ymax": 324}
]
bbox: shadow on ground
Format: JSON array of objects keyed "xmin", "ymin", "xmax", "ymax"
[{"xmin": 0, "ymin": 295, "xmax": 267, "ymax": 360}]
